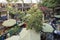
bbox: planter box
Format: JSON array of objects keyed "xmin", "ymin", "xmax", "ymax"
[{"xmin": 19, "ymin": 28, "xmax": 41, "ymax": 40}]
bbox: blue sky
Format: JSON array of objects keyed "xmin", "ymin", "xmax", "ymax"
[{"xmin": 0, "ymin": 0, "xmax": 41, "ymax": 3}]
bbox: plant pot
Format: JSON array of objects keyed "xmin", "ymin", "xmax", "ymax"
[{"xmin": 19, "ymin": 28, "xmax": 41, "ymax": 40}]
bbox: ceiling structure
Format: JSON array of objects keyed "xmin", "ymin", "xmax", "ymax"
[{"xmin": 0, "ymin": 0, "xmax": 40, "ymax": 3}]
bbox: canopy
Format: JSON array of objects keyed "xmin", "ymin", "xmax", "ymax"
[
  {"xmin": 54, "ymin": 15, "xmax": 60, "ymax": 18},
  {"xmin": 42, "ymin": 23, "xmax": 54, "ymax": 32},
  {"xmin": 2, "ymin": 19, "xmax": 16, "ymax": 27}
]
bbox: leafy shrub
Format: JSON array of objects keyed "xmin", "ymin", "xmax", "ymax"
[{"xmin": 25, "ymin": 6, "xmax": 43, "ymax": 32}]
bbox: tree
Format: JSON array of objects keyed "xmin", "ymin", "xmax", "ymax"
[
  {"xmin": 31, "ymin": 0, "xmax": 32, "ymax": 6},
  {"xmin": 55, "ymin": 0, "xmax": 60, "ymax": 4},
  {"xmin": 21, "ymin": 0, "xmax": 24, "ymax": 12},
  {"xmin": 6, "ymin": 0, "xmax": 12, "ymax": 19},
  {"xmin": 41, "ymin": 0, "xmax": 56, "ymax": 8},
  {"xmin": 6, "ymin": 0, "xmax": 18, "ymax": 19},
  {"xmin": 25, "ymin": 6, "xmax": 43, "ymax": 32},
  {"xmin": 38, "ymin": 0, "xmax": 60, "ymax": 15},
  {"xmin": 41, "ymin": 0, "xmax": 60, "ymax": 8}
]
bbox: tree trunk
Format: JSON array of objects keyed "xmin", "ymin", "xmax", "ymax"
[
  {"xmin": 7, "ymin": 3, "xmax": 10, "ymax": 19},
  {"xmin": 21, "ymin": 0, "xmax": 24, "ymax": 12},
  {"xmin": 31, "ymin": 0, "xmax": 32, "ymax": 5},
  {"xmin": 7, "ymin": 11, "xmax": 9, "ymax": 19}
]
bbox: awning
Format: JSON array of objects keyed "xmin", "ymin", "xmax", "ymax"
[{"xmin": 2, "ymin": 19, "xmax": 16, "ymax": 27}]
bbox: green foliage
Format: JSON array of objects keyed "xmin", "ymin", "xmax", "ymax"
[
  {"xmin": 25, "ymin": 6, "xmax": 43, "ymax": 32},
  {"xmin": 17, "ymin": 10, "xmax": 26, "ymax": 19},
  {"xmin": 13, "ymin": 0, "xmax": 18, "ymax": 2},
  {"xmin": 27, "ymin": 6, "xmax": 38, "ymax": 14},
  {"xmin": 41, "ymin": 0, "xmax": 60, "ymax": 8},
  {"xmin": 6, "ymin": 0, "xmax": 12, "ymax": 2},
  {"xmin": 6, "ymin": 6, "xmax": 17, "ymax": 14},
  {"xmin": 41, "ymin": 0, "xmax": 57, "ymax": 8},
  {"xmin": 6, "ymin": 0, "xmax": 18, "ymax": 2},
  {"xmin": 8, "ymin": 25, "xmax": 21, "ymax": 35},
  {"xmin": 54, "ymin": 0, "xmax": 60, "ymax": 4},
  {"xmin": 6, "ymin": 0, "xmax": 18, "ymax": 14}
]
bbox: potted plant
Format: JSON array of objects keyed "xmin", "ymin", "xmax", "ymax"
[{"xmin": 20, "ymin": 6, "xmax": 43, "ymax": 40}]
